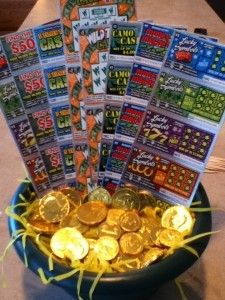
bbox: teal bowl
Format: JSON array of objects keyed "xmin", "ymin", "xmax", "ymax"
[{"xmin": 8, "ymin": 181, "xmax": 211, "ymax": 300}]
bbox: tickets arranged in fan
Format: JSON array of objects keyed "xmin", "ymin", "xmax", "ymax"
[{"xmin": 0, "ymin": 0, "xmax": 225, "ymax": 207}]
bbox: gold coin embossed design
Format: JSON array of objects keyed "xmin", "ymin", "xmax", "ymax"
[
  {"xmin": 161, "ymin": 206, "xmax": 194, "ymax": 236},
  {"xmin": 60, "ymin": 210, "xmax": 89, "ymax": 234},
  {"xmin": 76, "ymin": 201, "xmax": 107, "ymax": 225},
  {"xmin": 39, "ymin": 191, "xmax": 70, "ymax": 223},
  {"xmin": 98, "ymin": 222, "xmax": 122, "ymax": 240},
  {"xmin": 50, "ymin": 227, "xmax": 89, "ymax": 260},
  {"xmin": 119, "ymin": 211, "xmax": 142, "ymax": 232},
  {"xmin": 106, "ymin": 209, "xmax": 125, "ymax": 225},
  {"xmin": 120, "ymin": 232, "xmax": 143, "ymax": 255},
  {"xmin": 27, "ymin": 218, "xmax": 59, "ymax": 235},
  {"xmin": 142, "ymin": 248, "xmax": 164, "ymax": 267},
  {"xmin": 94, "ymin": 236, "xmax": 119, "ymax": 261},
  {"xmin": 149, "ymin": 227, "xmax": 164, "ymax": 247},
  {"xmin": 159, "ymin": 229, "xmax": 183, "ymax": 247},
  {"xmin": 139, "ymin": 190, "xmax": 156, "ymax": 209},
  {"xmin": 111, "ymin": 188, "xmax": 141, "ymax": 210},
  {"xmin": 60, "ymin": 188, "xmax": 82, "ymax": 206},
  {"xmin": 88, "ymin": 187, "xmax": 112, "ymax": 205}
]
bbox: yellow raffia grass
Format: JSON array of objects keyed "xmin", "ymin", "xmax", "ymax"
[{"xmin": 175, "ymin": 278, "xmax": 188, "ymax": 300}]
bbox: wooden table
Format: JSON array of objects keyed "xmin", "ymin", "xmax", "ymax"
[{"xmin": 0, "ymin": 1, "xmax": 225, "ymax": 299}]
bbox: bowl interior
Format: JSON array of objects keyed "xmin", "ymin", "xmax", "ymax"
[{"xmin": 8, "ymin": 181, "xmax": 212, "ymax": 299}]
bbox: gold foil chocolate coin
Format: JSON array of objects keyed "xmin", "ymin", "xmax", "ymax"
[
  {"xmin": 60, "ymin": 210, "xmax": 89, "ymax": 234},
  {"xmin": 161, "ymin": 206, "xmax": 194, "ymax": 236},
  {"xmin": 142, "ymin": 248, "xmax": 164, "ymax": 267},
  {"xmin": 39, "ymin": 191, "xmax": 70, "ymax": 223},
  {"xmin": 120, "ymin": 232, "xmax": 143, "ymax": 255},
  {"xmin": 111, "ymin": 188, "xmax": 141, "ymax": 210},
  {"xmin": 60, "ymin": 188, "xmax": 82, "ymax": 206},
  {"xmin": 76, "ymin": 201, "xmax": 107, "ymax": 225},
  {"xmin": 94, "ymin": 237, "xmax": 119, "ymax": 261},
  {"xmin": 88, "ymin": 187, "xmax": 112, "ymax": 205},
  {"xmin": 50, "ymin": 227, "xmax": 89, "ymax": 260},
  {"xmin": 119, "ymin": 211, "xmax": 142, "ymax": 232},
  {"xmin": 149, "ymin": 226, "xmax": 164, "ymax": 247},
  {"xmin": 159, "ymin": 228, "xmax": 183, "ymax": 247},
  {"xmin": 98, "ymin": 222, "xmax": 122, "ymax": 240},
  {"xmin": 27, "ymin": 218, "xmax": 59, "ymax": 235},
  {"xmin": 106, "ymin": 209, "xmax": 125, "ymax": 226}
]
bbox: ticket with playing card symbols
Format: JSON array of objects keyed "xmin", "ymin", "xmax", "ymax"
[
  {"xmin": 43, "ymin": 63, "xmax": 68, "ymax": 104},
  {"xmin": 0, "ymin": 41, "xmax": 11, "ymax": 80},
  {"xmin": 85, "ymin": 103, "xmax": 104, "ymax": 180},
  {"xmin": 0, "ymin": 29, "xmax": 39, "ymax": 72},
  {"xmin": 67, "ymin": 64, "xmax": 86, "ymax": 135},
  {"xmin": 106, "ymin": 60, "xmax": 132, "ymax": 101},
  {"xmin": 79, "ymin": 25, "xmax": 110, "ymax": 101},
  {"xmin": 0, "ymin": 80, "xmax": 25, "ymax": 121},
  {"xmin": 109, "ymin": 21, "xmax": 142, "ymax": 61},
  {"xmin": 135, "ymin": 23, "xmax": 174, "ymax": 68},
  {"xmin": 121, "ymin": 143, "xmax": 201, "ymax": 206},
  {"xmin": 59, "ymin": 141, "xmax": 76, "ymax": 180},
  {"xmin": 40, "ymin": 143, "xmax": 66, "ymax": 186},
  {"xmin": 33, "ymin": 21, "xmax": 64, "ymax": 65},
  {"xmin": 74, "ymin": 140, "xmax": 92, "ymax": 198},
  {"xmin": 25, "ymin": 154, "xmax": 51, "ymax": 194},
  {"xmin": 27, "ymin": 105, "xmax": 56, "ymax": 148},
  {"xmin": 60, "ymin": 0, "xmax": 137, "ymax": 61},
  {"xmin": 14, "ymin": 66, "xmax": 48, "ymax": 110}
]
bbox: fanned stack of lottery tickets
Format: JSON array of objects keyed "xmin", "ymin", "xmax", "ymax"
[{"xmin": 0, "ymin": 0, "xmax": 225, "ymax": 207}]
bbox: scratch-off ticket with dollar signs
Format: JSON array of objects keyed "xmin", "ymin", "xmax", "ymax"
[
  {"xmin": 60, "ymin": 0, "xmax": 137, "ymax": 61},
  {"xmin": 0, "ymin": 29, "xmax": 39, "ymax": 72}
]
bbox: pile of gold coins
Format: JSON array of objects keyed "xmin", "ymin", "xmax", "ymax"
[{"xmin": 25, "ymin": 186, "xmax": 195, "ymax": 273}]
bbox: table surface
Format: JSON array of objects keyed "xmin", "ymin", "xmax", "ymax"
[{"xmin": 0, "ymin": 1, "xmax": 225, "ymax": 299}]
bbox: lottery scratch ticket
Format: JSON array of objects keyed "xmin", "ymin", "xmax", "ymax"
[
  {"xmin": 74, "ymin": 140, "xmax": 92, "ymax": 197},
  {"xmin": 40, "ymin": 143, "xmax": 65, "ymax": 186},
  {"xmin": 51, "ymin": 102, "xmax": 72, "ymax": 141},
  {"xmin": 85, "ymin": 103, "xmax": 104, "ymax": 180},
  {"xmin": 0, "ymin": 41, "xmax": 11, "ymax": 80},
  {"xmin": 151, "ymin": 71, "xmax": 225, "ymax": 126},
  {"xmin": 136, "ymin": 108, "xmax": 216, "ymax": 168},
  {"xmin": 98, "ymin": 138, "xmax": 112, "ymax": 179},
  {"xmin": 9, "ymin": 118, "xmax": 38, "ymax": 157},
  {"xmin": 0, "ymin": 80, "xmax": 25, "ymax": 121},
  {"xmin": 0, "ymin": 29, "xmax": 39, "ymax": 72},
  {"xmin": 126, "ymin": 63, "xmax": 159, "ymax": 106},
  {"xmin": 121, "ymin": 144, "xmax": 201, "ymax": 206},
  {"xmin": 115, "ymin": 102, "xmax": 146, "ymax": 143},
  {"xmin": 102, "ymin": 101, "xmax": 121, "ymax": 138},
  {"xmin": 44, "ymin": 63, "xmax": 68, "ymax": 103},
  {"xmin": 25, "ymin": 154, "xmax": 51, "ymax": 194},
  {"xmin": 34, "ymin": 21, "xmax": 64, "ymax": 65},
  {"xmin": 79, "ymin": 25, "xmax": 110, "ymax": 101},
  {"xmin": 135, "ymin": 23, "xmax": 174, "ymax": 68},
  {"xmin": 106, "ymin": 60, "xmax": 132, "ymax": 101},
  {"xmin": 60, "ymin": 0, "xmax": 137, "ymax": 61},
  {"xmin": 67, "ymin": 64, "xmax": 86, "ymax": 134},
  {"xmin": 109, "ymin": 21, "xmax": 142, "ymax": 61},
  {"xmin": 14, "ymin": 67, "xmax": 48, "ymax": 110},
  {"xmin": 27, "ymin": 106, "xmax": 56, "ymax": 148},
  {"xmin": 164, "ymin": 31, "xmax": 225, "ymax": 89},
  {"xmin": 102, "ymin": 176, "xmax": 120, "ymax": 195},
  {"xmin": 59, "ymin": 141, "xmax": 76, "ymax": 180}
]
